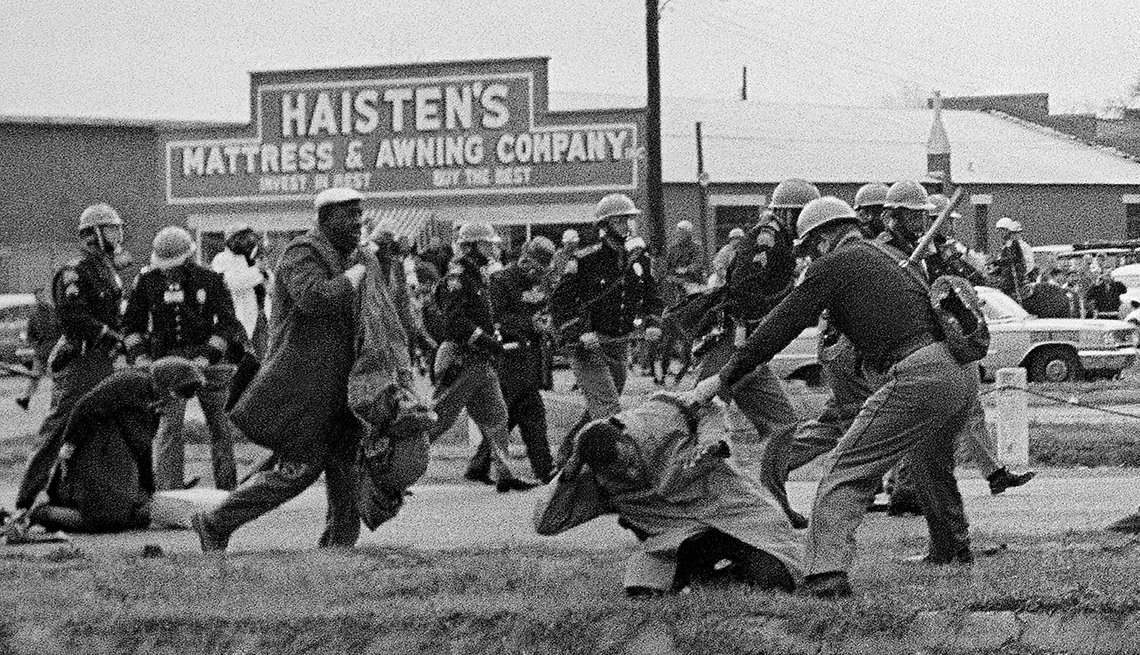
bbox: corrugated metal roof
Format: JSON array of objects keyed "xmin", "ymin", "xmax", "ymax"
[
  {"xmin": 656, "ymin": 97, "xmax": 1140, "ymax": 185},
  {"xmin": 550, "ymin": 93, "xmax": 1140, "ymax": 186}
]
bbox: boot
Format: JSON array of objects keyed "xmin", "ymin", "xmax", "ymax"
[
  {"xmin": 987, "ymin": 467, "xmax": 1036, "ymax": 495},
  {"xmin": 190, "ymin": 512, "xmax": 230, "ymax": 553},
  {"xmin": 496, "ymin": 477, "xmax": 540, "ymax": 493}
]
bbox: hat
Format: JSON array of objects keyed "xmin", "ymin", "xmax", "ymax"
[
  {"xmin": 995, "ymin": 217, "xmax": 1021, "ymax": 232},
  {"xmin": 676, "ymin": 220, "xmax": 694, "ymax": 231},
  {"xmin": 728, "ymin": 227, "xmax": 745, "ymax": 239},
  {"xmin": 150, "ymin": 357, "xmax": 206, "ymax": 399},
  {"xmin": 314, "ymin": 187, "xmax": 363, "ymax": 209},
  {"xmin": 561, "ymin": 229, "xmax": 580, "ymax": 245},
  {"xmin": 150, "ymin": 226, "xmax": 196, "ymax": 270},
  {"xmin": 625, "ymin": 236, "xmax": 648, "ymax": 252}
]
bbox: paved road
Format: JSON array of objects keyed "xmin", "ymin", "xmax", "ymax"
[{"xmin": 2, "ymin": 471, "xmax": 1137, "ymax": 559}]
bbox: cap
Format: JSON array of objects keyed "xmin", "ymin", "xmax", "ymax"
[
  {"xmin": 561, "ymin": 229, "xmax": 580, "ymax": 245},
  {"xmin": 995, "ymin": 216, "xmax": 1018, "ymax": 231},
  {"xmin": 314, "ymin": 187, "xmax": 363, "ymax": 209},
  {"xmin": 728, "ymin": 227, "xmax": 745, "ymax": 239}
]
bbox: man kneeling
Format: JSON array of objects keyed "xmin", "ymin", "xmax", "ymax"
[
  {"xmin": 534, "ymin": 394, "xmax": 803, "ymax": 595},
  {"xmin": 21, "ymin": 357, "xmax": 206, "ymax": 533}
]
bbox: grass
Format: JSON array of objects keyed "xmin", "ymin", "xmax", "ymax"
[{"xmin": 1, "ymin": 531, "xmax": 1138, "ymax": 654}]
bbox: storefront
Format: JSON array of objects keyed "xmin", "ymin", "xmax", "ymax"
[{"xmin": 161, "ymin": 57, "xmax": 646, "ymax": 262}]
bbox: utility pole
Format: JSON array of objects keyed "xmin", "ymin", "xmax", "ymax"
[
  {"xmin": 741, "ymin": 66, "xmax": 748, "ymax": 101},
  {"xmin": 646, "ymin": 0, "xmax": 665, "ymax": 256},
  {"xmin": 696, "ymin": 121, "xmax": 712, "ymax": 264}
]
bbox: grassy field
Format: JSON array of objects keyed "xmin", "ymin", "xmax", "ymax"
[{"xmin": 2, "ymin": 529, "xmax": 1138, "ymax": 654}]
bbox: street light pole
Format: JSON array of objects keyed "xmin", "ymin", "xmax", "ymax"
[{"xmin": 646, "ymin": 0, "xmax": 664, "ymax": 257}]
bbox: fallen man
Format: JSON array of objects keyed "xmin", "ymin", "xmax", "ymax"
[
  {"xmin": 5, "ymin": 357, "xmax": 208, "ymax": 536},
  {"xmin": 535, "ymin": 393, "xmax": 803, "ymax": 595}
]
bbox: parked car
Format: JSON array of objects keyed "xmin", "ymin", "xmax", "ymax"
[
  {"xmin": 769, "ymin": 286, "xmax": 1138, "ymax": 385},
  {"xmin": 0, "ymin": 293, "xmax": 37, "ymax": 375}
]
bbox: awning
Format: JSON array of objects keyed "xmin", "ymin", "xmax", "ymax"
[{"xmin": 434, "ymin": 202, "xmax": 595, "ymax": 226}]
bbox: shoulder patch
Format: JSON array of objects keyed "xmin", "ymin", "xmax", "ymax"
[{"xmin": 64, "ymin": 283, "xmax": 80, "ymax": 297}]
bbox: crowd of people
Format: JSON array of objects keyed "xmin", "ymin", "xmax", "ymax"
[{"xmin": 3, "ymin": 181, "xmax": 1139, "ymax": 600}]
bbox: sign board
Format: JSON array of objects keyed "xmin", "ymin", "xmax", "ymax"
[{"xmin": 165, "ymin": 58, "xmax": 642, "ymax": 205}]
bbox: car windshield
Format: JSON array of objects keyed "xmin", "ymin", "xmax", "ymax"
[{"xmin": 978, "ymin": 287, "xmax": 1030, "ymax": 321}]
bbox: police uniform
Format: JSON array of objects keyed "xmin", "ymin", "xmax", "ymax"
[
  {"xmin": 15, "ymin": 250, "xmax": 123, "ymax": 511},
  {"xmin": 718, "ymin": 230, "xmax": 977, "ymax": 579},
  {"xmin": 466, "ymin": 261, "xmax": 555, "ymax": 483},
  {"xmin": 550, "ymin": 238, "xmax": 662, "ymax": 457},
  {"xmin": 424, "ymin": 254, "xmax": 526, "ymax": 487},
  {"xmin": 122, "ymin": 263, "xmax": 243, "ymax": 491},
  {"xmin": 695, "ymin": 214, "xmax": 802, "ymax": 526}
]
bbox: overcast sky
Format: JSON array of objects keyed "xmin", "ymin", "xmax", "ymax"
[{"xmin": 3, "ymin": 0, "xmax": 1139, "ymax": 122}]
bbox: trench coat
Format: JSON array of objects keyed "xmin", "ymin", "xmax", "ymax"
[
  {"xmin": 535, "ymin": 396, "xmax": 804, "ymax": 585},
  {"xmin": 230, "ymin": 228, "xmax": 361, "ymax": 461},
  {"xmin": 46, "ymin": 368, "xmax": 158, "ymax": 531}
]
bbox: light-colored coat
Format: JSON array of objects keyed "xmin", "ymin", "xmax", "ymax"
[
  {"xmin": 210, "ymin": 249, "xmax": 270, "ymax": 341},
  {"xmin": 535, "ymin": 397, "xmax": 804, "ymax": 587}
]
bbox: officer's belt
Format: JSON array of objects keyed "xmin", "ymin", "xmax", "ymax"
[{"xmin": 865, "ymin": 333, "xmax": 936, "ymax": 373}]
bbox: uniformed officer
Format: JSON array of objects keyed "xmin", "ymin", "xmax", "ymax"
[
  {"xmin": 550, "ymin": 194, "xmax": 663, "ymax": 463},
  {"xmin": 426, "ymin": 221, "xmax": 537, "ymax": 493},
  {"xmin": 880, "ymin": 185, "xmax": 1034, "ymax": 507},
  {"xmin": 13, "ymin": 203, "xmax": 129, "ymax": 514},
  {"xmin": 122, "ymin": 226, "xmax": 244, "ymax": 491},
  {"xmin": 465, "ymin": 237, "xmax": 558, "ymax": 485},
  {"xmin": 693, "ymin": 178, "xmax": 819, "ymax": 528},
  {"xmin": 683, "ymin": 193, "xmax": 978, "ymax": 598}
]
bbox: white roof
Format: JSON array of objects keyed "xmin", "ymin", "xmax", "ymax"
[{"xmin": 551, "ymin": 93, "xmax": 1140, "ymax": 186}]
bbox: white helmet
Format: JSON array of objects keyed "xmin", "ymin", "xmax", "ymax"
[
  {"xmin": 728, "ymin": 227, "xmax": 745, "ymax": 240},
  {"xmin": 995, "ymin": 216, "xmax": 1020, "ymax": 231},
  {"xmin": 561, "ymin": 229, "xmax": 580, "ymax": 245},
  {"xmin": 796, "ymin": 196, "xmax": 858, "ymax": 240}
]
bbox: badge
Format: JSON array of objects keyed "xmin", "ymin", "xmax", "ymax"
[
  {"xmin": 164, "ymin": 289, "xmax": 185, "ymax": 304},
  {"xmin": 632, "ymin": 262, "xmax": 644, "ymax": 277},
  {"xmin": 197, "ymin": 289, "xmax": 206, "ymax": 303},
  {"xmin": 64, "ymin": 283, "xmax": 80, "ymax": 297},
  {"xmin": 61, "ymin": 269, "xmax": 79, "ymax": 284},
  {"xmin": 565, "ymin": 260, "xmax": 577, "ymax": 275}
]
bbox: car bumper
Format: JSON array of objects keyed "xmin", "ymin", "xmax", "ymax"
[{"xmin": 1078, "ymin": 347, "xmax": 1137, "ymax": 371}]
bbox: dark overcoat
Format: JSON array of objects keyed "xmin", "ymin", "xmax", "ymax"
[{"xmin": 230, "ymin": 228, "xmax": 361, "ymax": 462}]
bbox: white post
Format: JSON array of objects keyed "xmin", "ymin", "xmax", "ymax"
[{"xmin": 995, "ymin": 367, "xmax": 1029, "ymax": 467}]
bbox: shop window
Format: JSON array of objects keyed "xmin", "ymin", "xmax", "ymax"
[
  {"xmin": 1127, "ymin": 203, "xmax": 1140, "ymax": 240},
  {"xmin": 713, "ymin": 205, "xmax": 760, "ymax": 248}
]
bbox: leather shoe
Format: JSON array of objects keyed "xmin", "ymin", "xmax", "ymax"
[
  {"xmin": 496, "ymin": 477, "xmax": 539, "ymax": 493},
  {"xmin": 800, "ymin": 572, "xmax": 853, "ymax": 599},
  {"xmin": 463, "ymin": 470, "xmax": 494, "ymax": 486},
  {"xmin": 1107, "ymin": 507, "xmax": 1140, "ymax": 534},
  {"xmin": 987, "ymin": 467, "xmax": 1036, "ymax": 495},
  {"xmin": 190, "ymin": 512, "xmax": 229, "ymax": 553}
]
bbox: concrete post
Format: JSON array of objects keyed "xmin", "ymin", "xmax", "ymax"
[{"xmin": 995, "ymin": 367, "xmax": 1029, "ymax": 467}]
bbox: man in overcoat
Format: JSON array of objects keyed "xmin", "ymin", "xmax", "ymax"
[{"xmin": 191, "ymin": 187, "xmax": 370, "ymax": 552}]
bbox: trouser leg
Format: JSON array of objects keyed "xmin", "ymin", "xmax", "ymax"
[
  {"xmin": 514, "ymin": 389, "xmax": 552, "ymax": 481},
  {"xmin": 568, "ymin": 344, "xmax": 624, "ymax": 421},
  {"xmin": 198, "ymin": 364, "xmax": 239, "ymax": 490},
  {"xmin": 804, "ymin": 344, "xmax": 974, "ymax": 576},
  {"xmin": 29, "ymin": 504, "xmax": 90, "ymax": 532},
  {"xmin": 911, "ymin": 403, "xmax": 974, "ymax": 560},
  {"xmin": 786, "ymin": 409, "xmax": 848, "ymax": 474},
  {"xmin": 466, "ymin": 365, "xmax": 518, "ymax": 482},
  {"xmin": 555, "ymin": 409, "xmax": 592, "ymax": 469},
  {"xmin": 153, "ymin": 393, "xmax": 189, "ymax": 491},
  {"xmin": 16, "ymin": 352, "xmax": 113, "ymax": 509},
  {"xmin": 319, "ymin": 423, "xmax": 361, "ymax": 548},
  {"xmin": 204, "ymin": 458, "xmax": 322, "ymax": 538},
  {"xmin": 466, "ymin": 435, "xmax": 493, "ymax": 479},
  {"xmin": 958, "ymin": 380, "xmax": 1002, "ymax": 477}
]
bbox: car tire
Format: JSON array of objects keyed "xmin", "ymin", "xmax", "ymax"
[{"xmin": 1028, "ymin": 346, "xmax": 1081, "ymax": 383}]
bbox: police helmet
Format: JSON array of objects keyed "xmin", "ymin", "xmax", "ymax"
[
  {"xmin": 769, "ymin": 179, "xmax": 821, "ymax": 209},
  {"xmin": 796, "ymin": 196, "xmax": 858, "ymax": 240},
  {"xmin": 884, "ymin": 180, "xmax": 935, "ymax": 211},
  {"xmin": 595, "ymin": 193, "xmax": 641, "ymax": 222},
  {"xmin": 853, "ymin": 183, "xmax": 890, "ymax": 209},
  {"xmin": 456, "ymin": 221, "xmax": 502, "ymax": 244},
  {"xmin": 78, "ymin": 203, "xmax": 123, "ymax": 231},
  {"xmin": 150, "ymin": 226, "xmax": 196, "ymax": 270}
]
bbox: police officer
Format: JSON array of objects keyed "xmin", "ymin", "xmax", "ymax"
[
  {"xmin": 852, "ymin": 182, "xmax": 890, "ymax": 238},
  {"xmin": 13, "ymin": 203, "xmax": 129, "ymax": 514},
  {"xmin": 426, "ymin": 222, "xmax": 537, "ymax": 493},
  {"xmin": 880, "ymin": 184, "xmax": 1034, "ymax": 506},
  {"xmin": 684, "ymin": 193, "xmax": 978, "ymax": 598},
  {"xmin": 551, "ymin": 194, "xmax": 663, "ymax": 463},
  {"xmin": 123, "ymin": 226, "xmax": 243, "ymax": 491},
  {"xmin": 694, "ymin": 178, "xmax": 819, "ymax": 528},
  {"xmin": 465, "ymin": 237, "xmax": 558, "ymax": 485}
]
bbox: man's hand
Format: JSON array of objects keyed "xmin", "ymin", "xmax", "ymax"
[
  {"xmin": 579, "ymin": 331, "xmax": 601, "ymax": 350},
  {"xmin": 344, "ymin": 263, "xmax": 367, "ymax": 288},
  {"xmin": 192, "ymin": 356, "xmax": 210, "ymax": 369},
  {"xmin": 679, "ymin": 375, "xmax": 722, "ymax": 407},
  {"xmin": 644, "ymin": 326, "xmax": 663, "ymax": 342}
]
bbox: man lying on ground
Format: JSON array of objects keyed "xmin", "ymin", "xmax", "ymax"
[
  {"xmin": 534, "ymin": 393, "xmax": 803, "ymax": 596},
  {"xmin": 4, "ymin": 357, "xmax": 206, "ymax": 536}
]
